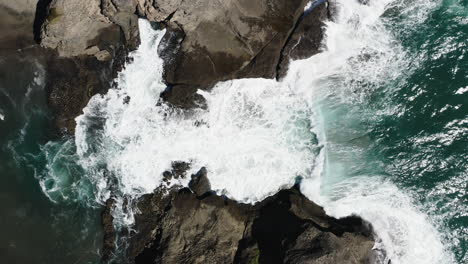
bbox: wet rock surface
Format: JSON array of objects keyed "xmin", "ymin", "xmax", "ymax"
[{"xmin": 103, "ymin": 172, "xmax": 377, "ymax": 264}]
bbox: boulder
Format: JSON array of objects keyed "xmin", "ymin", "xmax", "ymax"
[
  {"xmin": 45, "ymin": 52, "xmax": 126, "ymax": 133},
  {"xmin": 188, "ymin": 167, "xmax": 211, "ymax": 197}
]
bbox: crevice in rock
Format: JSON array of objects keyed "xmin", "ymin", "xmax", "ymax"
[
  {"xmin": 33, "ymin": 0, "xmax": 53, "ymax": 43},
  {"xmin": 275, "ymin": 0, "xmax": 329, "ymax": 80}
]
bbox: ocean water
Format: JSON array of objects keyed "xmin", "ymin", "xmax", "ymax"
[
  {"xmin": 0, "ymin": 49, "xmax": 103, "ymax": 263},
  {"xmin": 0, "ymin": 0, "xmax": 466, "ymax": 263}
]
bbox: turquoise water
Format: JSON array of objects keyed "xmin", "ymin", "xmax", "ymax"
[{"xmin": 0, "ymin": 0, "xmax": 466, "ymax": 263}]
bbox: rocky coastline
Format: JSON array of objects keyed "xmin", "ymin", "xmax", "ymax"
[
  {"xmin": 4, "ymin": 0, "xmax": 382, "ymax": 263},
  {"xmin": 102, "ymin": 168, "xmax": 380, "ymax": 264},
  {"xmin": 36, "ymin": 0, "xmax": 329, "ymax": 131}
]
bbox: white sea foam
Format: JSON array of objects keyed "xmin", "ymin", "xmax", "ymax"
[
  {"xmin": 319, "ymin": 178, "xmax": 450, "ymax": 264},
  {"xmin": 76, "ymin": 21, "xmax": 318, "ymax": 207},
  {"xmin": 74, "ymin": 0, "xmax": 453, "ymax": 262},
  {"xmin": 455, "ymin": 86, "xmax": 468, "ymax": 95}
]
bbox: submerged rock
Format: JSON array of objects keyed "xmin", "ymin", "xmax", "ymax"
[{"xmin": 103, "ymin": 175, "xmax": 378, "ymax": 264}]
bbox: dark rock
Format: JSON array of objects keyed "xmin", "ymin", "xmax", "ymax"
[
  {"xmin": 0, "ymin": 0, "xmax": 38, "ymax": 51},
  {"xmin": 188, "ymin": 167, "xmax": 211, "ymax": 197},
  {"xmin": 103, "ymin": 179, "xmax": 378, "ymax": 264},
  {"xmin": 34, "ymin": 0, "xmax": 330, "ymax": 132},
  {"xmin": 359, "ymin": 0, "xmax": 370, "ymax": 5},
  {"xmin": 102, "ymin": 198, "xmax": 117, "ymax": 262},
  {"xmin": 45, "ymin": 49, "xmax": 125, "ymax": 133},
  {"xmin": 38, "ymin": 0, "xmax": 139, "ymax": 57},
  {"xmin": 162, "ymin": 161, "xmax": 191, "ymax": 183},
  {"xmin": 160, "ymin": 84, "xmax": 207, "ymax": 109},
  {"xmin": 146, "ymin": 0, "xmax": 325, "ymax": 108},
  {"xmin": 32, "ymin": 0, "xmax": 138, "ymax": 134},
  {"xmin": 277, "ymin": 1, "xmax": 329, "ymax": 79}
]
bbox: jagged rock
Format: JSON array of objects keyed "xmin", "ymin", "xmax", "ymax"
[
  {"xmin": 101, "ymin": 0, "xmax": 140, "ymax": 50},
  {"xmin": 136, "ymin": 0, "xmax": 183, "ymax": 21},
  {"xmin": 103, "ymin": 181, "xmax": 377, "ymax": 263},
  {"xmin": 188, "ymin": 167, "xmax": 211, "ymax": 197},
  {"xmin": 162, "ymin": 161, "xmax": 191, "ymax": 183},
  {"xmin": 34, "ymin": 0, "xmax": 137, "ymax": 133},
  {"xmin": 102, "ymin": 198, "xmax": 117, "ymax": 262}
]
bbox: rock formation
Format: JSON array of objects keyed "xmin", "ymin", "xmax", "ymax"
[
  {"xmin": 35, "ymin": 0, "xmax": 330, "ymax": 131},
  {"xmin": 103, "ymin": 169, "xmax": 378, "ymax": 264},
  {"xmin": 0, "ymin": 0, "xmax": 38, "ymax": 51},
  {"xmin": 150, "ymin": 0, "xmax": 329, "ymax": 107},
  {"xmin": 34, "ymin": 0, "xmax": 138, "ymax": 133},
  {"xmin": 27, "ymin": 1, "xmax": 381, "ymax": 263}
]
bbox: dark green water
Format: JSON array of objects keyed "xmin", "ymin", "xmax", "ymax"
[
  {"xmin": 377, "ymin": 0, "xmax": 467, "ymax": 260},
  {"xmin": 0, "ymin": 0, "xmax": 466, "ymax": 263},
  {"xmin": 0, "ymin": 49, "xmax": 102, "ymax": 263}
]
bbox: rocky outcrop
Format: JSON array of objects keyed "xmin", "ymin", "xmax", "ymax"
[
  {"xmin": 35, "ymin": 0, "xmax": 330, "ymax": 131},
  {"xmin": 103, "ymin": 170, "xmax": 378, "ymax": 264},
  {"xmin": 277, "ymin": 1, "xmax": 329, "ymax": 79},
  {"xmin": 0, "ymin": 0, "xmax": 38, "ymax": 51},
  {"xmin": 38, "ymin": 0, "xmax": 138, "ymax": 58},
  {"xmin": 150, "ymin": 0, "xmax": 329, "ymax": 107},
  {"xmin": 35, "ymin": 0, "xmax": 139, "ymax": 133},
  {"xmin": 44, "ymin": 47, "xmax": 128, "ymax": 133}
]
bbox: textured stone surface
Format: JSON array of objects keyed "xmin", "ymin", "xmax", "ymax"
[
  {"xmin": 0, "ymin": 0, "xmax": 37, "ymax": 51},
  {"xmin": 39, "ymin": 0, "xmax": 138, "ymax": 58},
  {"xmin": 33, "ymin": 0, "xmax": 137, "ymax": 133},
  {"xmin": 44, "ymin": 52, "xmax": 125, "ymax": 133},
  {"xmin": 277, "ymin": 1, "xmax": 329, "ymax": 79},
  {"xmin": 34, "ymin": 0, "xmax": 331, "ymax": 131},
  {"xmin": 151, "ymin": 0, "xmax": 318, "ymax": 107},
  {"xmin": 103, "ymin": 179, "xmax": 377, "ymax": 264}
]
